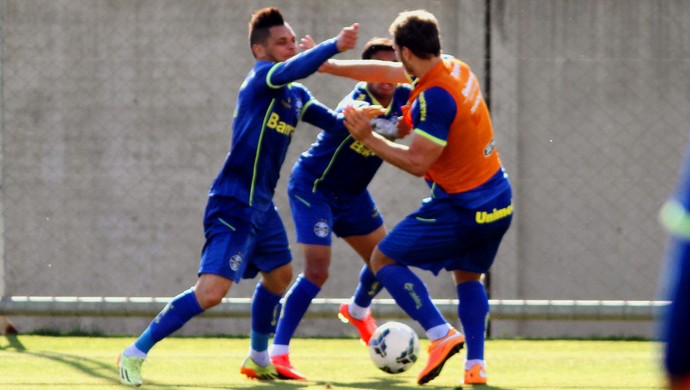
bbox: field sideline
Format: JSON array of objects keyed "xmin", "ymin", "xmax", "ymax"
[{"xmin": 0, "ymin": 335, "xmax": 664, "ymax": 389}]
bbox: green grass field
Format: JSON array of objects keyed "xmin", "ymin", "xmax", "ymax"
[{"xmin": 0, "ymin": 335, "xmax": 664, "ymax": 389}]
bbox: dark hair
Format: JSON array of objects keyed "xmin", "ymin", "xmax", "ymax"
[
  {"xmin": 248, "ymin": 7, "xmax": 284, "ymax": 47},
  {"xmin": 389, "ymin": 10, "xmax": 441, "ymax": 59},
  {"xmin": 361, "ymin": 37, "xmax": 395, "ymax": 60}
]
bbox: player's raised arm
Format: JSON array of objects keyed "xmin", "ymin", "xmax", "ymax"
[
  {"xmin": 320, "ymin": 59, "xmax": 408, "ymax": 84},
  {"xmin": 268, "ymin": 24, "xmax": 358, "ymax": 87}
]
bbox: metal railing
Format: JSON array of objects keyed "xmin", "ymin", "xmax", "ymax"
[{"xmin": 0, "ymin": 296, "xmax": 668, "ymax": 322}]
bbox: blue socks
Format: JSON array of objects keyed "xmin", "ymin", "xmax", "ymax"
[
  {"xmin": 250, "ymin": 282, "xmax": 283, "ymax": 353},
  {"xmin": 272, "ymin": 266, "xmax": 380, "ymax": 348},
  {"xmin": 375, "ymin": 264, "xmax": 446, "ymax": 331},
  {"xmin": 457, "ymin": 281, "xmax": 489, "ymax": 360},
  {"xmin": 134, "ymin": 288, "xmax": 204, "ymax": 354},
  {"xmin": 273, "ymin": 274, "xmax": 320, "ymax": 346},
  {"xmin": 353, "ymin": 265, "xmax": 383, "ymax": 308},
  {"xmin": 131, "ymin": 282, "xmax": 287, "ymax": 358}
]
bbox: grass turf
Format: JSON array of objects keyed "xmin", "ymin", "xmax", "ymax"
[{"xmin": 0, "ymin": 335, "xmax": 665, "ymax": 389}]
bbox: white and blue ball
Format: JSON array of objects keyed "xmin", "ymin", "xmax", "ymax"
[{"xmin": 368, "ymin": 321, "xmax": 420, "ymax": 374}]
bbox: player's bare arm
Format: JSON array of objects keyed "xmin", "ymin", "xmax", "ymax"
[
  {"xmin": 343, "ymin": 105, "xmax": 442, "ymax": 177},
  {"xmin": 320, "ymin": 59, "xmax": 408, "ymax": 84}
]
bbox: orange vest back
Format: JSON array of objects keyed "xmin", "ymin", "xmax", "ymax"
[{"xmin": 405, "ymin": 58, "xmax": 501, "ymax": 193}]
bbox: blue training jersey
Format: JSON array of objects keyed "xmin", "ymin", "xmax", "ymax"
[
  {"xmin": 291, "ymin": 82, "xmax": 412, "ymax": 195},
  {"xmin": 209, "ymin": 39, "xmax": 345, "ymax": 211}
]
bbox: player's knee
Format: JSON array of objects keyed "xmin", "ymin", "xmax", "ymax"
[
  {"xmin": 304, "ymin": 267, "xmax": 329, "ymax": 287},
  {"xmin": 274, "ymin": 271, "xmax": 293, "ymax": 292},
  {"xmin": 262, "ymin": 263, "xmax": 293, "ymax": 294},
  {"xmin": 369, "ymin": 260, "xmax": 383, "ymax": 274},
  {"xmin": 193, "ymin": 275, "xmax": 232, "ymax": 309},
  {"xmin": 195, "ymin": 287, "xmax": 226, "ymax": 309},
  {"xmin": 369, "ymin": 247, "xmax": 392, "ymax": 274}
]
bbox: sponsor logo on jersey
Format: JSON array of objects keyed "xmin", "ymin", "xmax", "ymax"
[
  {"xmin": 313, "ymin": 220, "xmax": 330, "ymax": 238},
  {"xmin": 266, "ymin": 112, "xmax": 295, "ymax": 136},
  {"xmin": 350, "ymin": 140, "xmax": 376, "ymax": 157},
  {"xmin": 229, "ymin": 252, "xmax": 243, "ymax": 271}
]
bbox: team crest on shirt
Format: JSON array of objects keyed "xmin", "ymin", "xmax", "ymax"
[
  {"xmin": 229, "ymin": 253, "xmax": 243, "ymax": 271},
  {"xmin": 313, "ymin": 220, "xmax": 330, "ymax": 238}
]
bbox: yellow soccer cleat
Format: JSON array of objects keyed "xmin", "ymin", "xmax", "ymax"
[
  {"xmin": 118, "ymin": 351, "xmax": 144, "ymax": 386},
  {"xmin": 240, "ymin": 357, "xmax": 280, "ymax": 380}
]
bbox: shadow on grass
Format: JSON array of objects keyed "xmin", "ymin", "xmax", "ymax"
[
  {"xmin": 1, "ymin": 333, "xmax": 126, "ymax": 386},
  {"xmin": 315, "ymin": 376, "xmax": 513, "ymax": 389},
  {"xmin": 1, "ymin": 335, "xmax": 518, "ymax": 389},
  {"xmin": 0, "ymin": 334, "xmax": 310, "ymax": 389},
  {"xmin": 0, "ymin": 333, "xmax": 25, "ymax": 351},
  {"xmin": 152, "ymin": 379, "xmax": 513, "ymax": 390}
]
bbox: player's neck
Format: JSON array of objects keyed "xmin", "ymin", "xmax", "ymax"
[{"xmin": 413, "ymin": 56, "xmax": 442, "ymax": 80}]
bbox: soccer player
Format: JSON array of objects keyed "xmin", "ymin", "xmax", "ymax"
[
  {"xmin": 332, "ymin": 10, "xmax": 513, "ymax": 386},
  {"xmin": 117, "ymin": 7, "xmax": 361, "ymax": 386},
  {"xmin": 268, "ymin": 37, "xmax": 412, "ymax": 380},
  {"xmin": 658, "ymin": 140, "xmax": 690, "ymax": 390}
]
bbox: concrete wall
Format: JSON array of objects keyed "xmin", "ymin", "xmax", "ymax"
[
  {"xmin": 1, "ymin": 0, "xmax": 687, "ymax": 338},
  {"xmin": 489, "ymin": 0, "xmax": 690, "ymax": 338}
]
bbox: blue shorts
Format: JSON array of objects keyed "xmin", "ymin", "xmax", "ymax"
[
  {"xmin": 378, "ymin": 186, "xmax": 512, "ymax": 275},
  {"xmin": 199, "ymin": 196, "xmax": 291, "ymax": 283},
  {"xmin": 288, "ymin": 177, "xmax": 384, "ymax": 245}
]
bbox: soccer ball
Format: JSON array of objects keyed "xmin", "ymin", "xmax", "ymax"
[{"xmin": 368, "ymin": 321, "xmax": 420, "ymax": 374}]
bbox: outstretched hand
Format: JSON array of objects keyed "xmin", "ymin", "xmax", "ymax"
[
  {"xmin": 336, "ymin": 23, "xmax": 359, "ymax": 52},
  {"xmin": 343, "ymin": 105, "xmax": 374, "ymax": 142}
]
